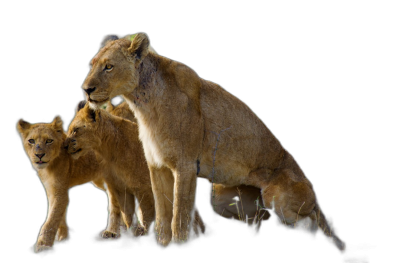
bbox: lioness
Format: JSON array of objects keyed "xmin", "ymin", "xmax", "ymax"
[
  {"xmin": 107, "ymin": 100, "xmax": 267, "ymax": 229},
  {"xmin": 17, "ymin": 116, "xmax": 134, "ymax": 252},
  {"xmin": 65, "ymin": 102, "xmax": 206, "ymax": 236},
  {"xmin": 81, "ymin": 33, "xmax": 345, "ymax": 250}
]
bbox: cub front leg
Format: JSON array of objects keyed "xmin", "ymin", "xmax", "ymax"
[
  {"xmin": 56, "ymin": 211, "xmax": 68, "ymax": 241},
  {"xmin": 101, "ymin": 183, "xmax": 122, "ymax": 239},
  {"xmin": 114, "ymin": 190, "xmax": 136, "ymax": 232},
  {"xmin": 36, "ymin": 191, "xmax": 69, "ymax": 252},
  {"xmin": 149, "ymin": 166, "xmax": 174, "ymax": 246},
  {"xmin": 172, "ymin": 162, "xmax": 197, "ymax": 243}
]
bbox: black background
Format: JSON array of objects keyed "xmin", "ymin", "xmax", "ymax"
[{"xmin": 2, "ymin": 5, "xmax": 388, "ymax": 262}]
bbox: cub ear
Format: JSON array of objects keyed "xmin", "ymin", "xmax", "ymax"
[
  {"xmin": 17, "ymin": 119, "xmax": 31, "ymax": 133},
  {"xmin": 52, "ymin": 116, "xmax": 64, "ymax": 132},
  {"xmin": 76, "ymin": 100, "xmax": 87, "ymax": 113},
  {"xmin": 127, "ymin": 33, "xmax": 150, "ymax": 60},
  {"xmin": 84, "ymin": 104, "xmax": 99, "ymax": 123},
  {"xmin": 101, "ymin": 34, "xmax": 119, "ymax": 49}
]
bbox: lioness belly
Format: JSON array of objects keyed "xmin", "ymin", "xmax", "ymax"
[{"xmin": 199, "ymin": 160, "xmax": 250, "ymax": 187}]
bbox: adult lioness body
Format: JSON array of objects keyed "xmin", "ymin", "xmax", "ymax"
[
  {"xmin": 107, "ymin": 102, "xmax": 268, "ymax": 229},
  {"xmin": 82, "ymin": 33, "xmax": 344, "ymax": 250},
  {"xmin": 17, "ymin": 117, "xmax": 133, "ymax": 251}
]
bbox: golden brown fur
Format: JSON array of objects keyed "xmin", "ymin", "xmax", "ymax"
[
  {"xmin": 81, "ymin": 33, "xmax": 344, "ymax": 250},
  {"xmin": 17, "ymin": 117, "xmax": 131, "ymax": 252},
  {"xmin": 65, "ymin": 101, "xmax": 205, "ymax": 239},
  {"xmin": 108, "ymin": 100, "xmax": 250, "ymax": 230}
]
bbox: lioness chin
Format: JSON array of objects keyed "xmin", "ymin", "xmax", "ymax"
[{"xmin": 80, "ymin": 33, "xmax": 345, "ymax": 250}]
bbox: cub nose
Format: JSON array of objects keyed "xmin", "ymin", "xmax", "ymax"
[
  {"xmin": 35, "ymin": 153, "xmax": 45, "ymax": 159},
  {"xmin": 84, "ymin": 87, "xmax": 96, "ymax": 95}
]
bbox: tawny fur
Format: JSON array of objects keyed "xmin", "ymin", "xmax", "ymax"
[
  {"xmin": 17, "ymin": 117, "xmax": 133, "ymax": 252},
  {"xmin": 81, "ymin": 33, "xmax": 345, "ymax": 250},
  {"xmin": 66, "ymin": 102, "xmax": 206, "ymax": 237},
  {"xmin": 108, "ymin": 101, "xmax": 254, "ymax": 230}
]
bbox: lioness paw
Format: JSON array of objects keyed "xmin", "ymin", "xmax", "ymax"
[{"xmin": 133, "ymin": 226, "xmax": 147, "ymax": 237}]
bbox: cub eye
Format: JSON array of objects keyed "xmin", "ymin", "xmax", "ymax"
[
  {"xmin": 28, "ymin": 139, "xmax": 35, "ymax": 144},
  {"xmin": 46, "ymin": 139, "xmax": 54, "ymax": 144},
  {"xmin": 104, "ymin": 64, "xmax": 113, "ymax": 72}
]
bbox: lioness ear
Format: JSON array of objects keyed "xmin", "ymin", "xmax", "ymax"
[
  {"xmin": 17, "ymin": 119, "xmax": 31, "ymax": 133},
  {"xmin": 101, "ymin": 35, "xmax": 119, "ymax": 49},
  {"xmin": 52, "ymin": 116, "xmax": 64, "ymax": 133},
  {"xmin": 127, "ymin": 33, "xmax": 150, "ymax": 60},
  {"xmin": 76, "ymin": 100, "xmax": 87, "ymax": 113}
]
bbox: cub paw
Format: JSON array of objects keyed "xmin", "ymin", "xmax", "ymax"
[
  {"xmin": 101, "ymin": 230, "xmax": 120, "ymax": 239},
  {"xmin": 34, "ymin": 241, "xmax": 52, "ymax": 253},
  {"xmin": 133, "ymin": 226, "xmax": 147, "ymax": 237},
  {"xmin": 56, "ymin": 227, "xmax": 69, "ymax": 241}
]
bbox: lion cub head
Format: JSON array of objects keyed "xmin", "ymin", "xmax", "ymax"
[
  {"xmin": 82, "ymin": 33, "xmax": 150, "ymax": 107},
  {"xmin": 65, "ymin": 103, "xmax": 102, "ymax": 159},
  {"xmin": 17, "ymin": 117, "xmax": 65, "ymax": 170}
]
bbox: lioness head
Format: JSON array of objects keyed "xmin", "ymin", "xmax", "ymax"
[
  {"xmin": 82, "ymin": 33, "xmax": 150, "ymax": 107},
  {"xmin": 17, "ymin": 117, "xmax": 65, "ymax": 170},
  {"xmin": 65, "ymin": 102, "xmax": 102, "ymax": 159}
]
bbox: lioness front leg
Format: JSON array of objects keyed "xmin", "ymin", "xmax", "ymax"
[
  {"xmin": 171, "ymin": 163, "xmax": 197, "ymax": 243},
  {"xmin": 149, "ymin": 166, "xmax": 174, "ymax": 246},
  {"xmin": 36, "ymin": 191, "xmax": 69, "ymax": 252}
]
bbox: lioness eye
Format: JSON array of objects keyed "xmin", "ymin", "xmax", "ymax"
[
  {"xmin": 28, "ymin": 139, "xmax": 35, "ymax": 144},
  {"xmin": 104, "ymin": 64, "xmax": 113, "ymax": 72},
  {"xmin": 46, "ymin": 139, "xmax": 53, "ymax": 144}
]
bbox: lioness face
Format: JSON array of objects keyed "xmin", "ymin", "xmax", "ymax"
[
  {"xmin": 17, "ymin": 117, "xmax": 64, "ymax": 170},
  {"xmin": 66, "ymin": 104, "xmax": 101, "ymax": 159},
  {"xmin": 82, "ymin": 33, "xmax": 150, "ymax": 108}
]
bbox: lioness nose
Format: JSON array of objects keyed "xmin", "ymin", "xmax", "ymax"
[
  {"xmin": 35, "ymin": 153, "xmax": 45, "ymax": 159},
  {"xmin": 84, "ymin": 87, "xmax": 96, "ymax": 95}
]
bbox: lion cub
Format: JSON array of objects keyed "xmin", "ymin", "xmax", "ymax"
[
  {"xmin": 17, "ymin": 116, "xmax": 132, "ymax": 252},
  {"xmin": 66, "ymin": 102, "xmax": 207, "ymax": 237}
]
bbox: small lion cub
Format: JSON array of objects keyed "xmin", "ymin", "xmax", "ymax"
[{"xmin": 17, "ymin": 116, "xmax": 132, "ymax": 252}]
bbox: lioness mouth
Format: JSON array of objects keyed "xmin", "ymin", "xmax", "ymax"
[{"xmin": 36, "ymin": 161, "xmax": 47, "ymax": 164}]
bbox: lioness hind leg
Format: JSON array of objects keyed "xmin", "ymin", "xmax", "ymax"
[
  {"xmin": 149, "ymin": 166, "xmax": 174, "ymax": 246},
  {"xmin": 259, "ymin": 169, "xmax": 316, "ymax": 226}
]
